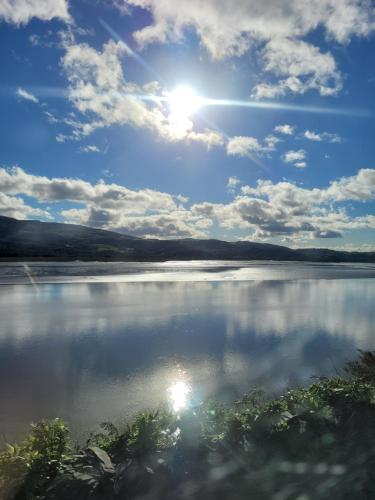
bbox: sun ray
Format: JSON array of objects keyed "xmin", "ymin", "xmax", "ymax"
[{"xmin": 128, "ymin": 92, "xmax": 368, "ymax": 118}]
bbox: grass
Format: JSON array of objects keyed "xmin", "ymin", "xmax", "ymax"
[{"xmin": 2, "ymin": 350, "xmax": 375, "ymax": 499}]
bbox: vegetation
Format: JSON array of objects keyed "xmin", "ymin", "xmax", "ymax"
[{"xmin": 2, "ymin": 351, "xmax": 375, "ymax": 499}]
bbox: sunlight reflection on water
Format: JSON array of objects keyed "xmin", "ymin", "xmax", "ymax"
[{"xmin": 168, "ymin": 381, "xmax": 192, "ymax": 412}]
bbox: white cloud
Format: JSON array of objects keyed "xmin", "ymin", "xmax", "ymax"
[
  {"xmin": 252, "ymin": 38, "xmax": 342, "ymax": 99},
  {"xmin": 126, "ymin": 0, "xmax": 374, "ymax": 97},
  {"xmin": 304, "ymin": 130, "xmax": 324, "ymax": 141},
  {"xmin": 324, "ymin": 168, "xmax": 375, "ymax": 202},
  {"xmin": 0, "ymin": 166, "xmax": 179, "ymax": 213},
  {"xmin": 193, "ymin": 168, "xmax": 375, "ymax": 240},
  {"xmin": 264, "ymin": 135, "xmax": 281, "ymax": 150},
  {"xmin": 0, "ymin": 192, "xmax": 49, "ymax": 220},
  {"xmin": 274, "ymin": 124, "xmax": 295, "ymax": 135},
  {"xmin": 44, "ymin": 111, "xmax": 59, "ymax": 124},
  {"xmin": 227, "ymin": 176, "xmax": 241, "ymax": 194},
  {"xmin": 250, "ymin": 169, "xmax": 375, "ymax": 205},
  {"xmin": 227, "ymin": 136, "xmax": 262, "ymax": 157},
  {"xmin": 62, "ymin": 208, "xmax": 209, "ymax": 239},
  {"xmin": 16, "ymin": 87, "xmax": 39, "ymax": 103},
  {"xmin": 304, "ymin": 130, "xmax": 343, "ymax": 143},
  {"xmin": 127, "ymin": 0, "xmax": 374, "ymax": 57},
  {"xmin": 0, "ymin": 0, "xmax": 70, "ymax": 25},
  {"xmin": 226, "ymin": 134, "xmax": 279, "ymax": 158},
  {"xmin": 183, "ymin": 130, "xmax": 225, "ymax": 148},
  {"xmin": 1, "ymin": 165, "xmax": 375, "ymax": 242},
  {"xmin": 282, "ymin": 149, "xmax": 307, "ymax": 166},
  {"xmin": 227, "ymin": 176, "xmax": 240, "ymax": 188},
  {"xmin": 0, "ymin": 166, "xmax": 211, "ymax": 239},
  {"xmin": 313, "ymin": 229, "xmax": 343, "ymax": 238},
  {"xmin": 80, "ymin": 145, "xmax": 101, "ymax": 153},
  {"xmin": 104, "ymin": 0, "xmax": 130, "ymax": 15}
]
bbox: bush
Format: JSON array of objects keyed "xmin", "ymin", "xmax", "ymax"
[{"xmin": 0, "ymin": 418, "xmax": 69, "ymax": 499}]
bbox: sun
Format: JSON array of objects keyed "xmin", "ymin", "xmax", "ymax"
[
  {"xmin": 168, "ymin": 85, "xmax": 203, "ymax": 119},
  {"xmin": 166, "ymin": 85, "xmax": 204, "ymax": 136}
]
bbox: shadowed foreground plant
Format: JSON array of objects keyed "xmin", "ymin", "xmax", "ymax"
[
  {"xmin": 345, "ymin": 349, "xmax": 375, "ymax": 383},
  {"xmin": 0, "ymin": 418, "xmax": 69, "ymax": 500}
]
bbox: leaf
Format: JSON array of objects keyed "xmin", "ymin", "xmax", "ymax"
[
  {"xmin": 5, "ymin": 444, "xmax": 15, "ymax": 455},
  {"xmin": 87, "ymin": 447, "xmax": 113, "ymax": 469}
]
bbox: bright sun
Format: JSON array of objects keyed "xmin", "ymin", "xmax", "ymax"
[
  {"xmin": 166, "ymin": 85, "xmax": 203, "ymax": 136},
  {"xmin": 168, "ymin": 85, "xmax": 203, "ymax": 119}
]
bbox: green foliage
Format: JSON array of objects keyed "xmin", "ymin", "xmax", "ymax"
[
  {"xmin": 0, "ymin": 418, "xmax": 69, "ymax": 499},
  {"xmin": 345, "ymin": 349, "xmax": 375, "ymax": 383},
  {"xmin": 3, "ymin": 352, "xmax": 375, "ymax": 499}
]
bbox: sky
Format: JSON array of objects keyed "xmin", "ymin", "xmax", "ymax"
[{"xmin": 0, "ymin": 0, "xmax": 375, "ymax": 250}]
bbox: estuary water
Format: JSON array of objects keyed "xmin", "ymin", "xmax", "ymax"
[{"xmin": 1, "ymin": 260, "xmax": 375, "ymax": 441}]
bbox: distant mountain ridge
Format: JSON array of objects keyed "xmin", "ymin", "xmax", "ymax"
[{"xmin": 0, "ymin": 215, "xmax": 374, "ymax": 263}]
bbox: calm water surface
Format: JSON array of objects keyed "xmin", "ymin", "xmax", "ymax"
[{"xmin": 1, "ymin": 261, "xmax": 375, "ymax": 441}]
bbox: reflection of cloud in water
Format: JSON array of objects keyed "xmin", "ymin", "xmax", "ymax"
[
  {"xmin": 1, "ymin": 279, "xmax": 375, "ymax": 343},
  {"xmin": 0, "ymin": 277, "xmax": 375, "ymax": 441}
]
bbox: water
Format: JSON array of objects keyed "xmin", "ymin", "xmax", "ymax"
[{"xmin": 1, "ymin": 261, "xmax": 375, "ymax": 442}]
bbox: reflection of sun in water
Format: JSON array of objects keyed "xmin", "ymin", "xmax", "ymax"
[
  {"xmin": 167, "ymin": 85, "xmax": 203, "ymax": 136},
  {"xmin": 168, "ymin": 380, "xmax": 191, "ymax": 412}
]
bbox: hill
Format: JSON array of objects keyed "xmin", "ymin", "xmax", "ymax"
[{"xmin": 0, "ymin": 215, "xmax": 374, "ymax": 263}]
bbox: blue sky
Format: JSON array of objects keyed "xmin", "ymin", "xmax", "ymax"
[{"xmin": 0, "ymin": 0, "xmax": 375, "ymax": 249}]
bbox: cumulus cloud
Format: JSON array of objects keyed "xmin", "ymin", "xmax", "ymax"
[
  {"xmin": 0, "ymin": 166, "xmax": 210, "ymax": 238},
  {"xmin": 0, "ymin": 192, "xmax": 49, "ymax": 220},
  {"xmin": 248, "ymin": 170, "xmax": 375, "ymax": 206},
  {"xmin": 62, "ymin": 208, "xmax": 210, "ymax": 238},
  {"xmin": 104, "ymin": 0, "xmax": 130, "ymax": 15},
  {"xmin": 324, "ymin": 168, "xmax": 375, "ymax": 202},
  {"xmin": 0, "ymin": 166, "xmax": 179, "ymax": 212},
  {"xmin": 127, "ymin": 0, "xmax": 374, "ymax": 56},
  {"xmin": 313, "ymin": 229, "xmax": 342, "ymax": 238},
  {"xmin": 252, "ymin": 38, "xmax": 342, "ymax": 99},
  {"xmin": 126, "ymin": 0, "xmax": 374, "ymax": 97},
  {"xmin": 16, "ymin": 87, "xmax": 39, "ymax": 103},
  {"xmin": 227, "ymin": 136, "xmax": 262, "ymax": 157},
  {"xmin": 274, "ymin": 124, "xmax": 295, "ymax": 135},
  {"xmin": 80, "ymin": 145, "xmax": 102, "ymax": 153},
  {"xmin": 264, "ymin": 135, "xmax": 281, "ymax": 149},
  {"xmin": 0, "ymin": 0, "xmax": 70, "ymax": 25},
  {"xmin": 192, "ymin": 168, "xmax": 375, "ymax": 241},
  {"xmin": 227, "ymin": 176, "xmax": 241, "ymax": 194},
  {"xmin": 282, "ymin": 149, "xmax": 307, "ymax": 167},
  {"xmin": 226, "ymin": 134, "xmax": 278, "ymax": 158},
  {"xmin": 303, "ymin": 130, "xmax": 343, "ymax": 143},
  {"xmin": 1, "ymin": 166, "xmax": 375, "ymax": 242}
]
